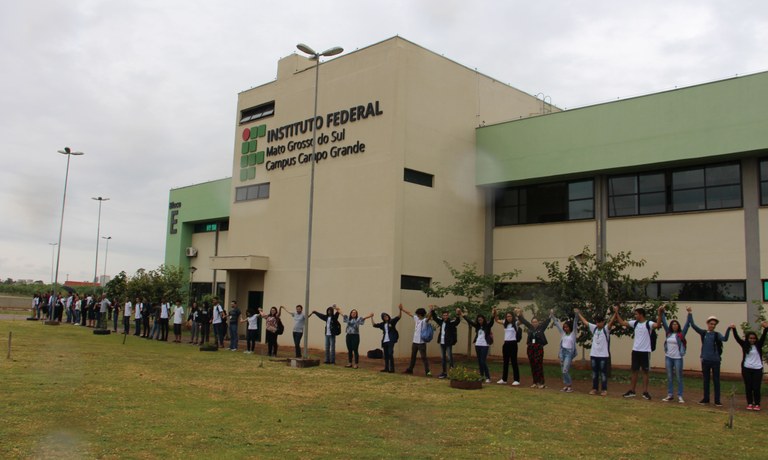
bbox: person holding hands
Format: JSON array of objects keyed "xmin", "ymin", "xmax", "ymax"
[
  {"xmin": 459, "ymin": 308, "xmax": 495, "ymax": 383},
  {"xmin": 657, "ymin": 305, "xmax": 690, "ymax": 403},
  {"xmin": 339, "ymin": 306, "xmax": 373, "ymax": 368},
  {"xmin": 574, "ymin": 308, "xmax": 614, "ymax": 396},
  {"xmin": 430, "ymin": 305, "xmax": 461, "ymax": 379},
  {"xmin": 688, "ymin": 306, "xmax": 731, "ymax": 407},
  {"xmin": 311, "ymin": 305, "xmax": 341, "ymax": 364},
  {"xmin": 613, "ymin": 305, "xmax": 660, "ymax": 400},
  {"xmin": 730, "ymin": 320, "xmax": 768, "ymax": 411},
  {"xmin": 552, "ymin": 313, "xmax": 578, "ymax": 393},
  {"xmin": 400, "ymin": 304, "xmax": 431, "ymax": 377},
  {"xmin": 371, "ymin": 307, "xmax": 402, "ymax": 373},
  {"xmin": 516, "ymin": 307, "xmax": 553, "ymax": 389}
]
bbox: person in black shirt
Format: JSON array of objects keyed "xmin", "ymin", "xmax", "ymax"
[{"xmin": 516, "ymin": 308, "xmax": 553, "ymax": 389}]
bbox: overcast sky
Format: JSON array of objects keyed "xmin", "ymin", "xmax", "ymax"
[{"xmin": 1, "ymin": 0, "xmax": 766, "ymax": 283}]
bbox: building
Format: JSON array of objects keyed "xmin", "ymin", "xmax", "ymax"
[{"xmin": 166, "ymin": 36, "xmax": 768, "ymax": 372}]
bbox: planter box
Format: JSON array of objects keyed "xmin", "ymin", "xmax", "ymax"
[{"xmin": 450, "ymin": 379, "xmax": 483, "ymax": 390}]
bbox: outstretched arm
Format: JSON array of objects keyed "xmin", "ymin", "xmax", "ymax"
[
  {"xmin": 613, "ymin": 306, "xmax": 629, "ymax": 328},
  {"xmin": 396, "ymin": 304, "xmax": 403, "ymax": 319},
  {"xmin": 687, "ymin": 307, "xmax": 704, "ymax": 335},
  {"xmin": 399, "ymin": 303, "xmax": 412, "ymax": 317}
]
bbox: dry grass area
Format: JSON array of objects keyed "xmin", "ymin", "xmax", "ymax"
[{"xmin": 0, "ymin": 320, "xmax": 765, "ymax": 459}]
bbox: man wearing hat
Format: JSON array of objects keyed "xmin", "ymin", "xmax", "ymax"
[{"xmin": 687, "ymin": 306, "xmax": 731, "ymax": 407}]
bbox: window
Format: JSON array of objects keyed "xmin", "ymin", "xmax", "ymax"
[
  {"xmin": 646, "ymin": 281, "xmax": 745, "ymax": 302},
  {"xmin": 404, "ymin": 168, "xmax": 434, "ymax": 187},
  {"xmin": 608, "ymin": 162, "xmax": 741, "ymax": 217},
  {"xmin": 763, "ymin": 280, "xmax": 768, "ymax": 302},
  {"xmin": 239, "ymin": 101, "xmax": 275, "ymax": 124},
  {"xmin": 760, "ymin": 159, "xmax": 768, "ymax": 205},
  {"xmin": 400, "ymin": 275, "xmax": 431, "ymax": 291},
  {"xmin": 494, "ymin": 179, "xmax": 594, "ymax": 226},
  {"xmin": 192, "ymin": 220, "xmax": 230, "ymax": 233},
  {"xmin": 234, "ymin": 183, "xmax": 270, "ymax": 202}
]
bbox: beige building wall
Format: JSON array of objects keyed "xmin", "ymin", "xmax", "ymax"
[
  {"xmin": 188, "ymin": 231, "xmax": 228, "ymax": 283},
  {"xmin": 491, "ymin": 210, "xmax": 749, "ymax": 373},
  {"xmin": 224, "ymin": 37, "xmax": 545, "ymax": 357}
]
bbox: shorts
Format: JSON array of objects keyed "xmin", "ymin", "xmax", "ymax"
[
  {"xmin": 631, "ymin": 350, "xmax": 650, "ymax": 371},
  {"xmin": 174, "ymin": 323, "xmax": 182, "ymax": 335}
]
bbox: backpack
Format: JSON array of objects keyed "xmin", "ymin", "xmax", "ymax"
[
  {"xmin": 420, "ymin": 321, "xmax": 434, "ymax": 343},
  {"xmin": 331, "ymin": 317, "xmax": 341, "ymax": 336},
  {"xmin": 486, "ymin": 328, "xmax": 494, "ymax": 345},
  {"xmin": 276, "ymin": 318, "xmax": 285, "ymax": 335},
  {"xmin": 367, "ymin": 349, "xmax": 383, "ymax": 359},
  {"xmin": 644, "ymin": 321, "xmax": 658, "ymax": 352}
]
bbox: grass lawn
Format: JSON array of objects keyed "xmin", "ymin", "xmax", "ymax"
[{"xmin": 0, "ymin": 321, "xmax": 764, "ymax": 459}]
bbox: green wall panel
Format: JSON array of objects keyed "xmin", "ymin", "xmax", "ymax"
[
  {"xmin": 241, "ymin": 142, "xmax": 249, "ymax": 155},
  {"xmin": 257, "ymin": 124, "xmax": 266, "ymax": 137},
  {"xmin": 240, "ymin": 156, "xmax": 248, "ymax": 168},
  {"xmin": 247, "ymin": 167, "xmax": 256, "ymax": 180},
  {"xmin": 255, "ymin": 151, "xmax": 265, "ymax": 164},
  {"xmin": 476, "ymin": 72, "xmax": 768, "ymax": 185}
]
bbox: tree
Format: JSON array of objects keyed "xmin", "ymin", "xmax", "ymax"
[
  {"xmin": 535, "ymin": 247, "xmax": 674, "ymax": 353},
  {"xmin": 105, "ymin": 271, "xmax": 128, "ymax": 303},
  {"xmin": 423, "ymin": 261, "xmax": 520, "ymax": 356}
]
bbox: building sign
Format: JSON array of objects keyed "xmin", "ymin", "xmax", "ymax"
[{"xmin": 238, "ymin": 100, "xmax": 383, "ymax": 181}]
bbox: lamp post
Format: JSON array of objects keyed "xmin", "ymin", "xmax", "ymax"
[
  {"xmin": 101, "ymin": 236, "xmax": 112, "ymax": 286},
  {"xmin": 49, "ymin": 147, "xmax": 84, "ymax": 324},
  {"xmin": 48, "ymin": 243, "xmax": 57, "ymax": 285},
  {"xmin": 296, "ymin": 43, "xmax": 343, "ymax": 359},
  {"xmin": 92, "ymin": 197, "xmax": 110, "ymax": 283}
]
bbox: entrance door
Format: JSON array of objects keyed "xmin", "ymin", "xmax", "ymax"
[{"xmin": 247, "ymin": 291, "xmax": 264, "ymax": 341}]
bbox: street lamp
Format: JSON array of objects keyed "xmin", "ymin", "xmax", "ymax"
[
  {"xmin": 101, "ymin": 236, "xmax": 112, "ymax": 285},
  {"xmin": 189, "ymin": 266, "xmax": 197, "ymax": 305},
  {"xmin": 48, "ymin": 242, "xmax": 57, "ymax": 285},
  {"xmin": 49, "ymin": 147, "xmax": 84, "ymax": 324},
  {"xmin": 92, "ymin": 197, "xmax": 110, "ymax": 283},
  {"xmin": 296, "ymin": 43, "xmax": 343, "ymax": 359}
]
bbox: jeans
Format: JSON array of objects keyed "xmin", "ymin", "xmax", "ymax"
[
  {"xmin": 160, "ymin": 318, "xmax": 170, "ymax": 341},
  {"xmin": 476, "ymin": 345, "xmax": 490, "ymax": 379},
  {"xmin": 134, "ymin": 319, "xmax": 142, "ymax": 336},
  {"xmin": 229, "ymin": 323, "xmax": 239, "ymax": 350},
  {"xmin": 702, "ymin": 359, "xmax": 721, "ymax": 403},
  {"xmin": 666, "ymin": 356, "xmax": 684, "ymax": 397},
  {"xmin": 382, "ymin": 341, "xmax": 395, "ymax": 371},
  {"xmin": 190, "ymin": 321, "xmax": 199, "ymax": 342},
  {"xmin": 150, "ymin": 320, "xmax": 161, "ymax": 339},
  {"xmin": 293, "ymin": 332, "xmax": 303, "ymax": 358},
  {"xmin": 408, "ymin": 343, "xmax": 430, "ymax": 374},
  {"xmin": 65, "ymin": 307, "xmax": 72, "ymax": 323},
  {"xmin": 73, "ymin": 310, "xmax": 80, "ymax": 324},
  {"xmin": 591, "ymin": 356, "xmax": 609, "ymax": 390},
  {"xmin": 325, "ymin": 334, "xmax": 336, "ymax": 363},
  {"xmin": 113, "ymin": 312, "xmax": 118, "ymax": 331},
  {"xmin": 502, "ymin": 341, "xmax": 520, "ymax": 382},
  {"xmin": 346, "ymin": 334, "xmax": 360, "ymax": 364},
  {"xmin": 200, "ymin": 322, "xmax": 210, "ymax": 343},
  {"xmin": 213, "ymin": 323, "xmax": 225, "ymax": 346},
  {"xmin": 123, "ymin": 316, "xmax": 131, "ymax": 334},
  {"xmin": 559, "ymin": 346, "xmax": 575, "ymax": 386},
  {"xmin": 440, "ymin": 343, "xmax": 454, "ymax": 374}
]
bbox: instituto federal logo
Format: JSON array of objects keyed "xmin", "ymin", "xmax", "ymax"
[{"xmin": 239, "ymin": 124, "xmax": 266, "ymax": 182}]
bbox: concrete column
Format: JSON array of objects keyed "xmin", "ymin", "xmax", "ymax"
[{"xmin": 742, "ymin": 158, "xmax": 762, "ymax": 327}]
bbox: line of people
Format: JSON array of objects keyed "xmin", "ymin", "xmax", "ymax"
[{"xmin": 36, "ymin": 293, "xmax": 767, "ymax": 411}]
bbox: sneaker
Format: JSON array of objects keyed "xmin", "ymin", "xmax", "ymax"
[
  {"xmin": 698, "ymin": 399, "xmax": 709, "ymax": 405},
  {"xmin": 678, "ymin": 397, "xmax": 685, "ymax": 404},
  {"xmin": 437, "ymin": 373, "xmax": 447, "ymax": 379},
  {"xmin": 746, "ymin": 404, "xmax": 754, "ymax": 411},
  {"xmin": 511, "ymin": 381, "xmax": 520, "ymax": 386},
  {"xmin": 560, "ymin": 386, "xmax": 569, "ymax": 392},
  {"xmin": 497, "ymin": 379, "xmax": 507, "ymax": 384},
  {"xmin": 565, "ymin": 387, "xmax": 573, "ymax": 393},
  {"xmin": 538, "ymin": 384, "xmax": 546, "ymax": 389},
  {"xmin": 403, "ymin": 369, "xmax": 413, "ymax": 374},
  {"xmin": 661, "ymin": 395, "xmax": 674, "ymax": 402},
  {"xmin": 344, "ymin": 364, "xmax": 353, "ymax": 368},
  {"xmin": 601, "ymin": 390, "xmax": 608, "ymax": 396},
  {"xmin": 642, "ymin": 392, "xmax": 651, "ymax": 400},
  {"xmin": 623, "ymin": 390, "xmax": 636, "ymax": 398},
  {"xmin": 715, "ymin": 402, "xmax": 723, "ymax": 407},
  {"xmin": 589, "ymin": 389, "xmax": 597, "ymax": 395},
  {"xmin": 379, "ymin": 369, "xmax": 388, "ymax": 373},
  {"xmin": 754, "ymin": 405, "xmax": 761, "ymax": 411},
  {"xmin": 485, "ymin": 379, "xmax": 491, "ymax": 383},
  {"xmin": 530, "ymin": 384, "xmax": 538, "ymax": 388},
  {"xmin": 426, "ymin": 371, "xmax": 432, "ymax": 377}
]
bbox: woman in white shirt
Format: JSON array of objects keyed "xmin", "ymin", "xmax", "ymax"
[
  {"xmin": 553, "ymin": 315, "xmax": 578, "ymax": 393},
  {"xmin": 657, "ymin": 305, "xmax": 690, "ymax": 403},
  {"xmin": 459, "ymin": 309, "xmax": 496, "ymax": 383},
  {"xmin": 730, "ymin": 321, "xmax": 768, "ymax": 411}
]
